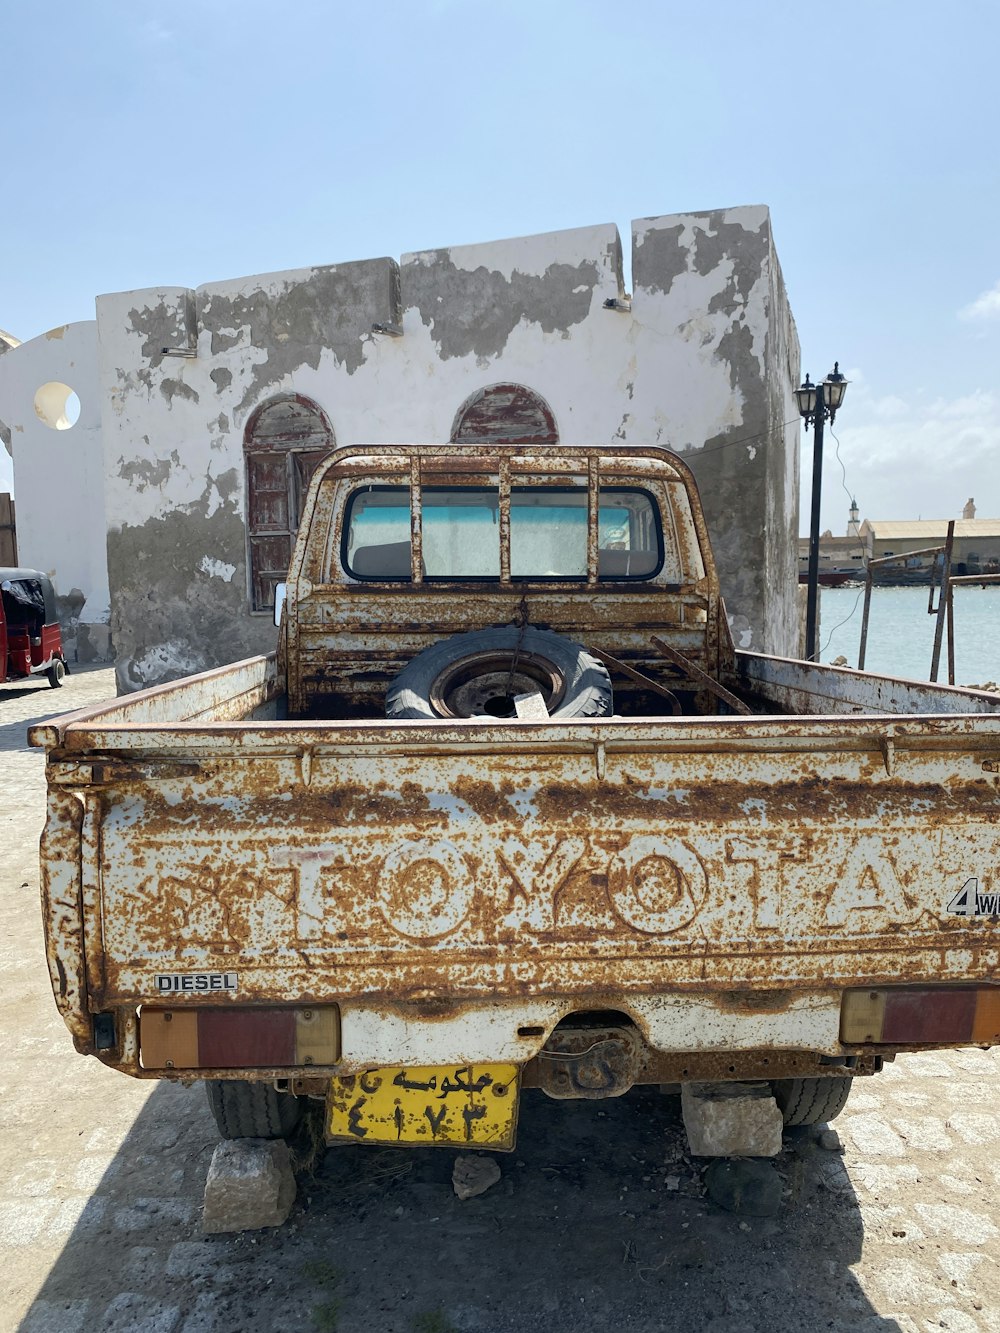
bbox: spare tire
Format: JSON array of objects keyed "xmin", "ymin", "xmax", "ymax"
[{"xmin": 386, "ymin": 626, "xmax": 613, "ymax": 721}]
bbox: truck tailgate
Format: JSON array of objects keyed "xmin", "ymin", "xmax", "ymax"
[{"xmin": 41, "ymin": 712, "xmax": 1000, "ymax": 1013}]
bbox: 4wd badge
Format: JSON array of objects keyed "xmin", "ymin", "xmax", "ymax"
[{"xmin": 946, "ymin": 879, "xmax": 1000, "ymax": 918}]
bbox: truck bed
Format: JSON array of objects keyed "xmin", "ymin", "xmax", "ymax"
[{"xmin": 32, "ymin": 652, "xmax": 1000, "ymax": 1074}]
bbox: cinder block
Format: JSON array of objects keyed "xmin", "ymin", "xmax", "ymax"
[
  {"xmin": 681, "ymin": 1080, "xmax": 783, "ymax": 1158},
  {"xmin": 201, "ymin": 1139, "xmax": 296, "ymax": 1234}
]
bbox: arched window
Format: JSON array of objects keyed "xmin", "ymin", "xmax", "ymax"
[
  {"xmin": 244, "ymin": 394, "xmax": 334, "ymax": 611},
  {"xmin": 450, "ymin": 383, "xmax": 558, "ymax": 445}
]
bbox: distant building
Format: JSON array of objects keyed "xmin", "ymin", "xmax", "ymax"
[
  {"xmin": 800, "ymin": 500, "xmax": 1000, "ymax": 584},
  {"xmin": 858, "ymin": 518, "xmax": 1000, "ymax": 576},
  {"xmin": 797, "ymin": 503, "xmax": 867, "ymax": 584}
]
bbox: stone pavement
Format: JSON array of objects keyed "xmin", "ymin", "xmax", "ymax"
[{"xmin": 2, "ymin": 668, "xmax": 999, "ymax": 1333}]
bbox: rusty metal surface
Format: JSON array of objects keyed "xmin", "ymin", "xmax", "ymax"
[
  {"xmin": 735, "ymin": 651, "xmax": 1000, "ymax": 716},
  {"xmin": 523, "ymin": 1045, "xmax": 884, "ymax": 1089},
  {"xmin": 282, "ymin": 444, "xmax": 727, "ymax": 717},
  {"xmin": 532, "ymin": 1024, "xmax": 643, "ymax": 1099},
  {"xmin": 930, "ymin": 521, "xmax": 956, "ymax": 681},
  {"xmin": 28, "ymin": 654, "xmax": 279, "ymax": 750},
  {"xmin": 652, "ymin": 636, "xmax": 752, "ymax": 714},
  {"xmin": 32, "ymin": 444, "xmax": 1000, "ymax": 1087},
  {"xmin": 944, "ymin": 572, "xmax": 1000, "ymax": 686},
  {"xmin": 591, "ymin": 646, "xmax": 681, "ymax": 714},
  {"xmin": 38, "ymin": 712, "xmax": 1000, "ymax": 1065}
]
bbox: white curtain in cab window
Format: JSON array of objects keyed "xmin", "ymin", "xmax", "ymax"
[{"xmin": 345, "ymin": 486, "xmax": 663, "ymax": 579}]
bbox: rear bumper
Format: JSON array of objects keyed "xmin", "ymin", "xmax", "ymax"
[{"xmin": 77, "ymin": 988, "xmax": 859, "ymax": 1080}]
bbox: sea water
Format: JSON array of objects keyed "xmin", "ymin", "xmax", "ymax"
[{"xmin": 817, "ymin": 584, "xmax": 1000, "ymax": 686}]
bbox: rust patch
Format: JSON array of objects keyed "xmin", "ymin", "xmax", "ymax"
[{"xmin": 35, "ymin": 442, "xmax": 1000, "ymax": 1085}]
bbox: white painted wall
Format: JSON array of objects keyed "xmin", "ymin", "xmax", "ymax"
[
  {"xmin": 0, "ymin": 208, "xmax": 800, "ymax": 687},
  {"xmin": 0, "ymin": 321, "xmax": 110, "ymax": 653}
]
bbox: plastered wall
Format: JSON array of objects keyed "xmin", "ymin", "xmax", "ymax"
[
  {"xmin": 0, "ymin": 321, "xmax": 111, "ymax": 660},
  {"xmin": 3, "ymin": 206, "xmax": 800, "ymax": 689}
]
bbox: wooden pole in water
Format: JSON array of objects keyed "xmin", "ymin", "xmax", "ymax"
[{"xmin": 929, "ymin": 520, "xmax": 955, "ymax": 682}]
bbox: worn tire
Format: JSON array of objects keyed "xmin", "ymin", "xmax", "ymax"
[
  {"xmin": 46, "ymin": 659, "xmax": 66, "ymax": 688},
  {"xmin": 386, "ymin": 626, "xmax": 613, "ymax": 721},
  {"xmin": 205, "ymin": 1080, "xmax": 306, "ymax": 1140},
  {"xmin": 772, "ymin": 1076, "xmax": 852, "ymax": 1126}
]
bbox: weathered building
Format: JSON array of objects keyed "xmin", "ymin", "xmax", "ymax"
[
  {"xmin": 859, "ymin": 519, "xmax": 1000, "ymax": 574},
  {"xmin": 0, "ymin": 322, "xmax": 111, "ymax": 661},
  {"xmin": 796, "ymin": 535, "xmax": 868, "ymax": 583},
  {"xmin": 0, "ymin": 206, "xmax": 801, "ymax": 690},
  {"xmin": 796, "ymin": 501, "xmax": 867, "ymax": 583}
]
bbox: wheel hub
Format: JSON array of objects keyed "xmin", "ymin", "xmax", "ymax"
[{"xmin": 428, "ymin": 651, "xmax": 566, "ymax": 719}]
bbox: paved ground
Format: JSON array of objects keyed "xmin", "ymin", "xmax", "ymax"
[{"xmin": 3, "ymin": 668, "xmax": 1000, "ymax": 1333}]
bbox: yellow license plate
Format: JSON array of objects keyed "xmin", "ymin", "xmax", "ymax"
[{"xmin": 326, "ymin": 1063, "xmax": 520, "ymax": 1150}]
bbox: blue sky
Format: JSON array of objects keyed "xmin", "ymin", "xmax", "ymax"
[{"xmin": 3, "ymin": 0, "xmax": 998, "ymax": 533}]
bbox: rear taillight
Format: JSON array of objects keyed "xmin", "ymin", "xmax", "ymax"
[
  {"xmin": 841, "ymin": 987, "xmax": 1000, "ymax": 1045},
  {"xmin": 139, "ymin": 1006, "xmax": 339, "ymax": 1070}
]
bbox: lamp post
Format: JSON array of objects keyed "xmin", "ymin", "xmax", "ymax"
[{"xmin": 797, "ymin": 362, "xmax": 849, "ymax": 662}]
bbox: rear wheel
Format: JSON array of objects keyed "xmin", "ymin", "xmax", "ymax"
[
  {"xmin": 46, "ymin": 659, "xmax": 66, "ymax": 688},
  {"xmin": 772, "ymin": 1076, "xmax": 852, "ymax": 1126},
  {"xmin": 205, "ymin": 1080, "xmax": 307, "ymax": 1139}
]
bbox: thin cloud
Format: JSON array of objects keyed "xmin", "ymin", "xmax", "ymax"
[
  {"xmin": 807, "ymin": 387, "xmax": 1000, "ymax": 532},
  {"xmin": 958, "ymin": 280, "xmax": 1000, "ymax": 321},
  {"xmin": 140, "ymin": 19, "xmax": 174, "ymax": 45}
]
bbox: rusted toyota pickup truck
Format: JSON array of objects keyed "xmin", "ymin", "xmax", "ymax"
[{"xmin": 33, "ymin": 444, "xmax": 1000, "ymax": 1151}]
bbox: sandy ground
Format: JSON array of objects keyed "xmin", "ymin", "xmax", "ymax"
[{"xmin": 2, "ymin": 667, "xmax": 999, "ymax": 1333}]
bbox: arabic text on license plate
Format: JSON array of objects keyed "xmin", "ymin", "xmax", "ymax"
[{"xmin": 326, "ymin": 1063, "xmax": 520, "ymax": 1150}]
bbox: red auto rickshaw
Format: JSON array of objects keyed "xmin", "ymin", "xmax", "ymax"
[{"xmin": 1, "ymin": 567, "xmax": 68, "ymax": 688}]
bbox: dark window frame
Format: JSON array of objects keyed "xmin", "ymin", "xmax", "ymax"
[
  {"xmin": 450, "ymin": 383, "xmax": 558, "ymax": 445},
  {"xmin": 243, "ymin": 395, "xmax": 334, "ymax": 612},
  {"xmin": 340, "ymin": 484, "xmax": 665, "ymax": 584}
]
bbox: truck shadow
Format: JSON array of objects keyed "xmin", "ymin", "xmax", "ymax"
[
  {"xmin": 20, "ymin": 1080, "xmax": 904, "ymax": 1333},
  {"xmin": 0, "ymin": 664, "xmax": 113, "ymax": 753},
  {"xmin": 0, "ymin": 684, "xmax": 49, "ymax": 704},
  {"xmin": 0, "ymin": 705, "xmax": 66, "ymax": 753}
]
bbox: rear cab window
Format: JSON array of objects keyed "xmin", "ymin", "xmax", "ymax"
[{"xmin": 342, "ymin": 484, "xmax": 675, "ymax": 582}]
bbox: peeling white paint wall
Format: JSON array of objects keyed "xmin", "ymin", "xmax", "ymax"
[
  {"xmin": 0, "ymin": 321, "xmax": 111, "ymax": 661},
  {"xmin": 0, "ymin": 207, "xmax": 800, "ymax": 689}
]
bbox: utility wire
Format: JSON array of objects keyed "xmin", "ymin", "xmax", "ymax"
[
  {"xmin": 673, "ymin": 411, "xmax": 869, "ymax": 660},
  {"xmin": 683, "ymin": 412, "xmax": 875, "ymax": 664},
  {"xmin": 636, "ymin": 406, "xmax": 872, "ymax": 661},
  {"xmin": 816, "ymin": 423, "xmax": 867, "ymax": 660},
  {"xmin": 830, "ymin": 424, "xmax": 857, "ymax": 527},
  {"xmin": 817, "ymin": 584, "xmax": 866, "ymax": 661},
  {"xmin": 676, "ymin": 415, "xmax": 804, "ymax": 462}
]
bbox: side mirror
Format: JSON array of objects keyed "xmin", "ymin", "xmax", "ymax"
[{"xmin": 273, "ymin": 582, "xmax": 287, "ymax": 628}]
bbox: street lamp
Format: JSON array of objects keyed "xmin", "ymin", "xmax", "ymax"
[{"xmin": 797, "ymin": 361, "xmax": 849, "ymax": 662}]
